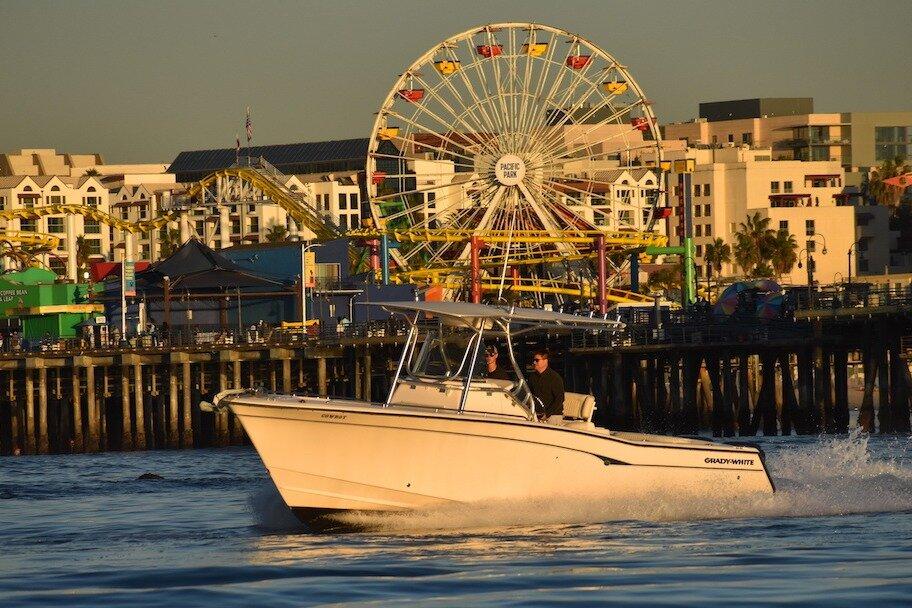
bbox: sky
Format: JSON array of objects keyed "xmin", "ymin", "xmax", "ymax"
[{"xmin": 1, "ymin": 0, "xmax": 909, "ymax": 164}]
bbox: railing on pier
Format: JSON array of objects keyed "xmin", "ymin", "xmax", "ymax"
[{"xmin": 2, "ymin": 319, "xmax": 416, "ymax": 357}]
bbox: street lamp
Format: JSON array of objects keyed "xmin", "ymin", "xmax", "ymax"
[
  {"xmin": 797, "ymin": 234, "xmax": 828, "ymax": 308},
  {"xmin": 847, "ymin": 239, "xmax": 862, "ymax": 285},
  {"xmin": 301, "ymin": 242, "xmax": 322, "ymax": 330}
]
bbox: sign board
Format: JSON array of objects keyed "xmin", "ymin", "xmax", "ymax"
[
  {"xmin": 304, "ymin": 251, "xmax": 316, "ymax": 289},
  {"xmin": 123, "ymin": 261, "xmax": 136, "ymax": 297}
]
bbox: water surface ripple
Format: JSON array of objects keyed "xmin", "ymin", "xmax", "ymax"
[{"xmin": 1, "ymin": 432, "xmax": 911, "ymax": 606}]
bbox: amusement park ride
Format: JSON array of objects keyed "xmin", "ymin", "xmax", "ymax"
[
  {"xmin": 355, "ymin": 22, "xmax": 678, "ymax": 308},
  {"xmin": 3, "ymin": 23, "xmax": 690, "ymax": 309}
]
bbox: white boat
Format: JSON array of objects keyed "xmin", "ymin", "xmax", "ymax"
[{"xmin": 207, "ymin": 302, "xmax": 774, "ymax": 526}]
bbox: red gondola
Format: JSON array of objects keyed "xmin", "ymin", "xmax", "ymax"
[
  {"xmin": 476, "ymin": 44, "xmax": 503, "ymax": 58},
  {"xmin": 397, "ymin": 89, "xmax": 425, "ymax": 102},
  {"xmin": 657, "ymin": 207, "xmax": 673, "ymax": 219},
  {"xmin": 371, "ymin": 171, "xmax": 387, "ymax": 185},
  {"xmin": 566, "ymin": 55, "xmax": 591, "ymax": 69},
  {"xmin": 631, "ymin": 116, "xmax": 650, "ymax": 132}
]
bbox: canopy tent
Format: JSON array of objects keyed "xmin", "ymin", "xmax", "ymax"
[{"xmin": 136, "ymin": 239, "xmax": 286, "ymax": 292}]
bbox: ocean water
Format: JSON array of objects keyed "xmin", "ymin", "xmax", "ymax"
[{"xmin": 1, "ymin": 432, "xmax": 911, "ymax": 607}]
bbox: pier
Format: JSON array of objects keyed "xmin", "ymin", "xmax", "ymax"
[{"xmin": 2, "ymin": 290, "xmax": 912, "ymax": 456}]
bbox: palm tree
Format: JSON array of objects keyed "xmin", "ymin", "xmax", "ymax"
[
  {"xmin": 75, "ymin": 235, "xmax": 92, "ymax": 280},
  {"xmin": 158, "ymin": 228, "xmax": 182, "ymax": 259},
  {"xmin": 647, "ymin": 265, "xmax": 682, "ymax": 294},
  {"xmin": 769, "ymin": 230, "xmax": 798, "ymax": 278},
  {"xmin": 868, "ymin": 155, "xmax": 910, "ymax": 208},
  {"xmin": 734, "ymin": 212, "xmax": 775, "ymax": 276},
  {"xmin": 265, "ymin": 223, "xmax": 290, "ymax": 243},
  {"xmin": 82, "ymin": 168, "xmax": 100, "ymax": 177},
  {"xmin": 703, "ymin": 238, "xmax": 731, "ymax": 293}
]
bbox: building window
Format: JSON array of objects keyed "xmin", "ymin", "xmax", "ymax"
[
  {"xmin": 231, "ymin": 219, "xmax": 241, "ymax": 234},
  {"xmin": 784, "ymin": 181, "xmax": 793, "ymax": 193},
  {"xmin": 779, "ymin": 220, "xmax": 789, "ymax": 233},
  {"xmin": 427, "ymin": 191, "xmax": 436, "ymax": 208},
  {"xmin": 693, "ymin": 184, "xmax": 701, "ymax": 197},
  {"xmin": 339, "ymin": 215, "xmax": 348, "ymax": 230},
  {"xmin": 350, "ymin": 213, "xmax": 359, "ymax": 229},
  {"xmin": 85, "ymin": 219, "xmax": 101, "ymax": 234},
  {"xmin": 771, "ymin": 181, "xmax": 780, "ymax": 193},
  {"xmin": 695, "ymin": 205, "xmax": 701, "ymax": 218},
  {"xmin": 349, "ymin": 193, "xmax": 358, "ymax": 209},
  {"xmin": 742, "ymin": 132, "xmax": 753, "ymax": 145},
  {"xmin": 49, "ymin": 258, "xmax": 66, "ymax": 276},
  {"xmin": 141, "ymin": 244, "xmax": 151, "ymax": 259},
  {"xmin": 695, "ymin": 225, "xmax": 702, "ymax": 237},
  {"xmin": 249, "ymin": 217, "xmax": 259, "ymax": 233},
  {"xmin": 704, "ymin": 204, "xmax": 711, "ymax": 216},
  {"xmin": 47, "ymin": 217, "xmax": 65, "ymax": 233},
  {"xmin": 248, "ymin": 204, "xmax": 256, "ymax": 213},
  {"xmin": 705, "ymin": 224, "xmax": 712, "ymax": 237},
  {"xmin": 230, "ymin": 205, "xmax": 238, "ymax": 214},
  {"xmin": 86, "ymin": 239, "xmax": 101, "ymax": 255},
  {"xmin": 727, "ymin": 134, "xmax": 734, "ymax": 143},
  {"xmin": 0, "ymin": 196, "xmax": 5, "ymax": 210},
  {"xmin": 696, "ymin": 244, "xmax": 703, "ymax": 257},
  {"xmin": 806, "ymin": 219, "xmax": 815, "ymax": 236},
  {"xmin": 704, "ymin": 184, "xmax": 711, "ymax": 196},
  {"xmin": 875, "ymin": 126, "xmax": 911, "ymax": 161},
  {"xmin": 195, "ymin": 220, "xmax": 204, "ymax": 235},
  {"xmin": 338, "ymin": 193, "xmax": 347, "ymax": 210}
]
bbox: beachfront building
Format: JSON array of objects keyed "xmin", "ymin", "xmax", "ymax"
[
  {"xmin": 0, "ymin": 174, "xmax": 113, "ymax": 280},
  {"xmin": 660, "ymin": 146, "xmax": 905, "ymax": 286},
  {"xmin": 663, "ymin": 99, "xmax": 912, "ymax": 185}
]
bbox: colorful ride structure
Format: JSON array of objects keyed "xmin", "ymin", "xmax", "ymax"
[{"xmin": 358, "ymin": 22, "xmax": 669, "ymax": 307}]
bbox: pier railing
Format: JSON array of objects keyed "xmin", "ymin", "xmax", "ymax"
[{"xmin": 2, "ymin": 319, "xmax": 415, "ymax": 356}]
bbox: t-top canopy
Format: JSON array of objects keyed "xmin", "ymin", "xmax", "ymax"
[{"xmin": 370, "ymin": 301, "xmax": 623, "ymax": 329}]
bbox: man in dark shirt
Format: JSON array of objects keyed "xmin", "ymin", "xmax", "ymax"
[
  {"xmin": 526, "ymin": 349, "xmax": 564, "ymax": 420},
  {"xmin": 483, "ymin": 345, "xmax": 511, "ymax": 380}
]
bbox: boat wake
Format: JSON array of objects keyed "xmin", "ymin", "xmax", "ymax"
[{"xmin": 329, "ymin": 430, "xmax": 912, "ymax": 533}]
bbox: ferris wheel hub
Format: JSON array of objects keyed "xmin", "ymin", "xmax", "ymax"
[{"xmin": 493, "ymin": 154, "xmax": 526, "ymax": 186}]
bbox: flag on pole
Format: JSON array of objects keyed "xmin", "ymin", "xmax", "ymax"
[
  {"xmin": 245, "ymin": 106, "xmax": 252, "ymax": 144},
  {"xmin": 235, "ymin": 133, "xmax": 240, "ymax": 164}
]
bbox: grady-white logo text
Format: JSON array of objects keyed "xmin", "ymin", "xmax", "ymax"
[{"xmin": 705, "ymin": 457, "xmax": 754, "ymax": 466}]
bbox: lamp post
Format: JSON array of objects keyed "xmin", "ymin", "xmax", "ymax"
[
  {"xmin": 797, "ymin": 233, "xmax": 828, "ymax": 308},
  {"xmin": 301, "ymin": 242, "xmax": 322, "ymax": 329},
  {"xmin": 847, "ymin": 239, "xmax": 862, "ymax": 286}
]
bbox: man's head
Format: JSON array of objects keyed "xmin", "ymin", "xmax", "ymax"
[
  {"xmin": 485, "ymin": 345, "xmax": 499, "ymax": 365},
  {"xmin": 532, "ymin": 348, "xmax": 550, "ymax": 373}
]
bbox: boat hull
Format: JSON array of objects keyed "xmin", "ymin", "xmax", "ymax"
[{"xmin": 231, "ymin": 396, "xmax": 774, "ymax": 514}]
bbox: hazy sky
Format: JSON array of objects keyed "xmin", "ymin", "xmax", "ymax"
[{"xmin": 1, "ymin": 0, "xmax": 909, "ymax": 163}]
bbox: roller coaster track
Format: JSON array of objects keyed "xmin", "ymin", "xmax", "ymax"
[
  {"xmin": 348, "ymin": 227, "xmax": 667, "ymax": 303},
  {"xmin": 184, "ymin": 159, "xmax": 342, "ymax": 241},
  {"xmin": 0, "ymin": 204, "xmax": 177, "ymax": 234}
]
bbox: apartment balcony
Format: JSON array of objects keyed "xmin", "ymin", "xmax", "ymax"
[{"xmin": 774, "ymin": 137, "xmax": 851, "ymax": 149}]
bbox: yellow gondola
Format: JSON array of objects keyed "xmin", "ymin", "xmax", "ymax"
[
  {"xmin": 521, "ymin": 43, "xmax": 548, "ymax": 57},
  {"xmin": 434, "ymin": 60, "xmax": 461, "ymax": 75},
  {"xmin": 603, "ymin": 81, "xmax": 628, "ymax": 95},
  {"xmin": 377, "ymin": 127, "xmax": 400, "ymax": 141}
]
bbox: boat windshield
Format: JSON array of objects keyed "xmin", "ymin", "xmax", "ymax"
[{"xmin": 408, "ymin": 325, "xmax": 479, "ymax": 380}]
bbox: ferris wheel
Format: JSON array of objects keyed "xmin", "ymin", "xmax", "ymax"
[{"xmin": 366, "ymin": 22, "xmax": 664, "ymax": 301}]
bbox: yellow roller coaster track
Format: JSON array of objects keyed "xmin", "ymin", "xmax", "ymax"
[
  {"xmin": 185, "ymin": 167, "xmax": 341, "ymax": 241},
  {"xmin": 349, "ymin": 228, "xmax": 667, "ymax": 247},
  {"xmin": 0, "ymin": 230, "xmax": 61, "ymax": 249},
  {"xmin": 347, "ymin": 228, "xmax": 667, "ymax": 303},
  {"xmin": 0, "ymin": 204, "xmax": 177, "ymax": 234}
]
